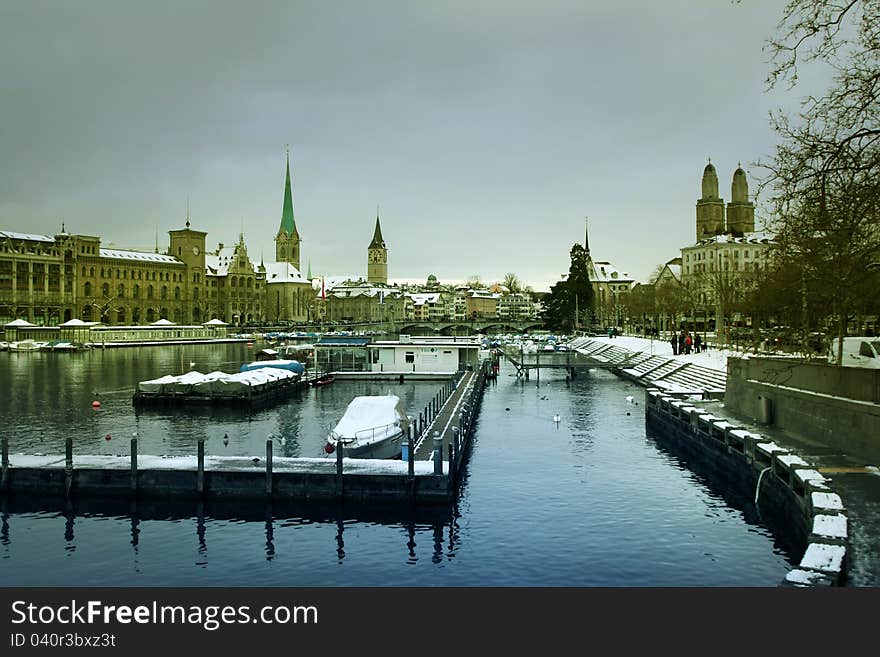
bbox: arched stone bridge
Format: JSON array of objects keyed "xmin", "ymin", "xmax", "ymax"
[{"xmin": 396, "ymin": 320, "xmax": 546, "ymax": 335}]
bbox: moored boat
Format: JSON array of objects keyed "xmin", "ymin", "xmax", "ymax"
[
  {"xmin": 324, "ymin": 394, "xmax": 411, "ymax": 459},
  {"xmin": 239, "ymin": 359, "xmax": 305, "ymax": 377},
  {"xmin": 311, "ymin": 373, "xmax": 335, "ymax": 387},
  {"xmin": 8, "ymin": 339, "xmax": 42, "ymax": 352}
]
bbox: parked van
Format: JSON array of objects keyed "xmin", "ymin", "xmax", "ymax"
[{"xmin": 827, "ymin": 337, "xmax": 880, "ymax": 368}]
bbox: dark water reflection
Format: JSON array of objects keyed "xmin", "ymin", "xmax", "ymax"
[{"xmin": 0, "ymin": 348, "xmax": 796, "ymax": 585}]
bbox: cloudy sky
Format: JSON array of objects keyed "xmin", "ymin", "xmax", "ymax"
[{"xmin": 0, "ymin": 0, "xmax": 821, "ymax": 290}]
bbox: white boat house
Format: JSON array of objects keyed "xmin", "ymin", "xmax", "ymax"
[{"xmin": 314, "ymin": 335, "xmax": 480, "ymax": 375}]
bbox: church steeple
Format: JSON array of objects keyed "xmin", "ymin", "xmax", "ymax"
[
  {"xmin": 280, "ymin": 148, "xmax": 297, "ymax": 237},
  {"xmin": 367, "ymin": 208, "xmax": 388, "ymax": 285},
  {"xmin": 275, "ymin": 147, "xmax": 301, "ymax": 270},
  {"xmin": 369, "ymin": 210, "xmax": 385, "ymax": 249},
  {"xmin": 584, "ymin": 216, "xmax": 590, "ymax": 256},
  {"xmin": 696, "ymin": 157, "xmax": 725, "ymax": 240}
]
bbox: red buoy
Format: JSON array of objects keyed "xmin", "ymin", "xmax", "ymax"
[
  {"xmin": 104, "ymin": 434, "xmax": 112, "ymax": 441},
  {"xmin": 91, "ymin": 400, "xmax": 101, "ymax": 409},
  {"xmin": 324, "ymin": 443, "xmax": 335, "ymax": 454}
]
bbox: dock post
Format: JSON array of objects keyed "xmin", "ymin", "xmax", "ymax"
[
  {"xmin": 432, "ymin": 432, "xmax": 443, "ymax": 475},
  {"xmin": 1, "ymin": 434, "xmax": 8, "ymax": 491},
  {"xmin": 336, "ymin": 441, "xmax": 344, "ymax": 498},
  {"xmin": 197, "ymin": 439, "xmax": 205, "ymax": 496},
  {"xmin": 265, "ymin": 439, "xmax": 273, "ymax": 497},
  {"xmin": 407, "ymin": 426, "xmax": 415, "ymax": 479},
  {"xmin": 130, "ymin": 435, "xmax": 137, "ymax": 494},
  {"xmin": 64, "ymin": 436, "xmax": 73, "ymax": 498},
  {"xmin": 448, "ymin": 437, "xmax": 456, "ymax": 485},
  {"xmin": 419, "ymin": 412, "xmax": 424, "ymax": 436}
]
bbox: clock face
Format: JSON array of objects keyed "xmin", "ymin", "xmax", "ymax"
[{"xmin": 192, "ymin": 246, "xmax": 200, "ymax": 256}]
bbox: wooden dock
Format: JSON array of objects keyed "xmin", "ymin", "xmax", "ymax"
[{"xmin": 0, "ymin": 362, "xmax": 492, "ymax": 507}]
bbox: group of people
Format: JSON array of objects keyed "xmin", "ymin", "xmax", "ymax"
[{"xmin": 671, "ymin": 329, "xmax": 705, "ymax": 355}]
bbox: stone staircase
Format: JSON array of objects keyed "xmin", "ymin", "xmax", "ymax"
[{"xmin": 570, "ymin": 338, "xmax": 727, "ymax": 397}]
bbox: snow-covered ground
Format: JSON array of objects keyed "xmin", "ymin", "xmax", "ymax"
[{"xmin": 580, "ymin": 336, "xmax": 749, "ymax": 373}]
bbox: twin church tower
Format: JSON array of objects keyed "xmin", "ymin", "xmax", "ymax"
[
  {"xmin": 695, "ymin": 160, "xmax": 755, "ymax": 240},
  {"xmin": 273, "ymin": 150, "xmax": 388, "ymax": 284}
]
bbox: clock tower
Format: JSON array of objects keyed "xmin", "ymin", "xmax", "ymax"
[{"xmin": 367, "ymin": 212, "xmax": 387, "ymax": 285}]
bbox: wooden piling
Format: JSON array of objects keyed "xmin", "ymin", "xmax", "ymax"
[
  {"xmin": 266, "ymin": 439, "xmax": 273, "ymax": 497},
  {"xmin": 448, "ymin": 441, "xmax": 456, "ymax": 485},
  {"xmin": 407, "ymin": 426, "xmax": 415, "ymax": 479},
  {"xmin": 1, "ymin": 434, "xmax": 8, "ymax": 491},
  {"xmin": 64, "ymin": 436, "xmax": 73, "ymax": 498},
  {"xmin": 130, "ymin": 436, "xmax": 138, "ymax": 494},
  {"xmin": 197, "ymin": 439, "xmax": 205, "ymax": 496},
  {"xmin": 336, "ymin": 441, "xmax": 344, "ymax": 498},
  {"xmin": 433, "ymin": 432, "xmax": 443, "ymax": 475}
]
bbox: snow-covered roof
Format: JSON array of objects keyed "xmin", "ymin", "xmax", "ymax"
[
  {"xmin": 590, "ymin": 260, "xmax": 635, "ymax": 284},
  {"xmin": 688, "ymin": 232, "xmax": 774, "ymax": 248},
  {"xmin": 0, "ymin": 230, "xmax": 54, "ymax": 243},
  {"xmin": 150, "ymin": 318, "xmax": 175, "ymax": 325},
  {"xmin": 407, "ymin": 292, "xmax": 442, "ymax": 305},
  {"xmin": 265, "ymin": 261, "xmax": 309, "ymax": 285},
  {"xmin": 205, "ymin": 246, "xmax": 238, "ymax": 276},
  {"xmin": 100, "ymin": 248, "xmax": 181, "ymax": 264},
  {"xmin": 203, "ymin": 318, "xmax": 228, "ymax": 326},
  {"xmin": 5, "ymin": 318, "xmax": 35, "ymax": 326}
]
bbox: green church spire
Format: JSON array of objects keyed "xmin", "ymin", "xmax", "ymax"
[
  {"xmin": 280, "ymin": 147, "xmax": 297, "ymax": 236},
  {"xmin": 307, "ymin": 258, "xmax": 312, "ymax": 280}
]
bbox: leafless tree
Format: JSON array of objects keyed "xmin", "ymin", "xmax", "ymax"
[{"xmin": 757, "ymin": 0, "xmax": 880, "ymax": 362}]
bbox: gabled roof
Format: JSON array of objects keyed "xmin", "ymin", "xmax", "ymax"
[
  {"xmin": 589, "ymin": 259, "xmax": 635, "ymax": 284},
  {"xmin": 265, "ymin": 261, "xmax": 309, "ymax": 285}
]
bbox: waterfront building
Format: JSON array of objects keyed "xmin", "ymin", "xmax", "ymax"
[
  {"xmin": 204, "ymin": 233, "xmax": 265, "ymax": 325},
  {"xmin": 407, "ymin": 292, "xmax": 446, "ymax": 322},
  {"xmin": 465, "ymin": 290, "xmax": 500, "ymax": 320},
  {"xmin": 0, "ymin": 224, "xmax": 207, "ymax": 326},
  {"xmin": 324, "ymin": 278, "xmax": 406, "ymax": 324},
  {"xmin": 497, "ymin": 292, "xmax": 538, "ymax": 321}
]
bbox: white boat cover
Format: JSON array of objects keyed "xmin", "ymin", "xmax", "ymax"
[
  {"xmin": 137, "ymin": 368, "xmax": 298, "ymax": 395},
  {"xmin": 331, "ymin": 395, "xmax": 406, "ymax": 445}
]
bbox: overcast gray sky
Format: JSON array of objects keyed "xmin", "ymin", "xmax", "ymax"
[{"xmin": 0, "ymin": 0, "xmax": 815, "ymax": 290}]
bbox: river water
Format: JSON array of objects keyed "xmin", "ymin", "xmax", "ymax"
[{"xmin": 0, "ymin": 344, "xmax": 795, "ymax": 586}]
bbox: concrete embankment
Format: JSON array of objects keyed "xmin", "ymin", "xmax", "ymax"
[
  {"xmin": 568, "ymin": 337, "xmax": 856, "ymax": 586},
  {"xmin": 646, "ymin": 390, "xmax": 848, "ymax": 586}
]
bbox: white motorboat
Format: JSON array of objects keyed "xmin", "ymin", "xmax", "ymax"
[
  {"xmin": 8, "ymin": 339, "xmax": 42, "ymax": 352},
  {"xmin": 324, "ymin": 394, "xmax": 411, "ymax": 459}
]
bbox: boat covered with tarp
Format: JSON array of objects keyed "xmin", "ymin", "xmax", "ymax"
[
  {"xmin": 324, "ymin": 394, "xmax": 411, "ymax": 459},
  {"xmin": 239, "ymin": 359, "xmax": 305, "ymax": 375},
  {"xmin": 134, "ymin": 368, "xmax": 302, "ymax": 405}
]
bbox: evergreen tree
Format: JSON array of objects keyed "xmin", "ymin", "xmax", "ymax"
[{"xmin": 541, "ymin": 244, "xmax": 594, "ymax": 331}]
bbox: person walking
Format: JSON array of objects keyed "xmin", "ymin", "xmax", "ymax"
[
  {"xmin": 670, "ymin": 333, "xmax": 678, "ymax": 356},
  {"xmin": 685, "ymin": 331, "xmax": 693, "ymax": 354},
  {"xmin": 694, "ymin": 332, "xmax": 702, "ymax": 353}
]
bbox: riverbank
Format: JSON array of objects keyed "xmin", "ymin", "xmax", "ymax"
[{"xmin": 571, "ymin": 335, "xmax": 880, "ymax": 586}]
